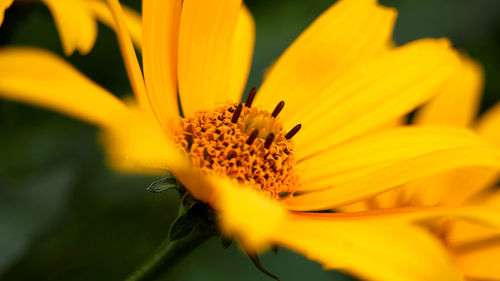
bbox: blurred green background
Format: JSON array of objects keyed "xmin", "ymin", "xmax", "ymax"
[{"xmin": 1, "ymin": 0, "xmax": 500, "ymax": 280}]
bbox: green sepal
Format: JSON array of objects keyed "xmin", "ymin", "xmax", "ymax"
[
  {"xmin": 247, "ymin": 252, "xmax": 281, "ymax": 281},
  {"xmin": 146, "ymin": 176, "xmax": 182, "ymax": 194},
  {"xmin": 271, "ymin": 245, "xmax": 279, "ymax": 254},
  {"xmin": 220, "ymin": 235, "xmax": 233, "ymax": 249},
  {"xmin": 169, "ymin": 202, "xmax": 211, "ymax": 241}
]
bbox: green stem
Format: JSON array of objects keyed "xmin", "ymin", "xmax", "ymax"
[{"xmin": 124, "ymin": 227, "xmax": 214, "ymax": 281}]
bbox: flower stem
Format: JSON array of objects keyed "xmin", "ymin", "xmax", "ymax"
[{"xmin": 124, "ymin": 226, "xmax": 215, "ymax": 281}]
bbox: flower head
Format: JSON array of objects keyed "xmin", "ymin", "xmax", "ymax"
[{"xmin": 1, "ymin": 0, "xmax": 500, "ymax": 280}]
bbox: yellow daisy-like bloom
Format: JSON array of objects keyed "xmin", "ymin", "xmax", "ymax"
[
  {"xmin": 2, "ymin": 0, "xmax": 500, "ymax": 280},
  {"xmin": 343, "ymin": 56, "xmax": 500, "ymax": 280},
  {"xmin": 0, "ymin": 0, "xmax": 141, "ymax": 55}
]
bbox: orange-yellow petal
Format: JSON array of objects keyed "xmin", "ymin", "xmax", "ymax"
[
  {"xmin": 296, "ymin": 126, "xmax": 494, "ymax": 191},
  {"xmin": 0, "ymin": 0, "xmax": 13, "ymax": 26},
  {"xmin": 41, "ymin": 0, "xmax": 98, "ymax": 56},
  {"xmin": 0, "ymin": 47, "xmax": 129, "ymax": 128},
  {"xmin": 455, "ymin": 237, "xmax": 500, "ymax": 280},
  {"xmin": 477, "ymin": 101, "xmax": 500, "ymax": 148},
  {"xmin": 269, "ymin": 212, "xmax": 462, "ymax": 281},
  {"xmin": 142, "ymin": 0, "xmax": 181, "ymax": 128},
  {"xmin": 288, "ymin": 39, "xmax": 461, "ymax": 160},
  {"xmin": 226, "ymin": 5, "xmax": 255, "ymax": 103},
  {"xmin": 85, "ymin": 0, "xmax": 142, "ymax": 50},
  {"xmin": 105, "ymin": 0, "xmax": 153, "ymax": 120},
  {"xmin": 102, "ymin": 109, "xmax": 217, "ymax": 202},
  {"xmin": 414, "ymin": 56, "xmax": 483, "ymax": 127},
  {"xmin": 178, "ymin": 0, "xmax": 243, "ymax": 116},
  {"xmin": 215, "ymin": 185, "xmax": 463, "ymax": 281},
  {"xmin": 286, "ymin": 127, "xmax": 500, "ymax": 211},
  {"xmin": 400, "ymin": 167, "xmax": 499, "ymax": 207},
  {"xmin": 254, "ymin": 0, "xmax": 397, "ymax": 117},
  {"xmin": 214, "ymin": 178, "xmax": 286, "ymax": 251}
]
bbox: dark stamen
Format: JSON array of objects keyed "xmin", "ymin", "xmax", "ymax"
[
  {"xmin": 245, "ymin": 87, "xmax": 257, "ymax": 107},
  {"xmin": 231, "ymin": 104, "xmax": 243, "ymax": 123},
  {"xmin": 185, "ymin": 124, "xmax": 195, "ymax": 152},
  {"xmin": 264, "ymin": 133, "xmax": 275, "ymax": 149},
  {"xmin": 246, "ymin": 129, "xmax": 259, "ymax": 145},
  {"xmin": 185, "ymin": 134, "xmax": 193, "ymax": 152},
  {"xmin": 271, "ymin": 101, "xmax": 285, "ymax": 118},
  {"xmin": 285, "ymin": 124, "xmax": 301, "ymax": 139},
  {"xmin": 227, "ymin": 150, "xmax": 237, "ymax": 160}
]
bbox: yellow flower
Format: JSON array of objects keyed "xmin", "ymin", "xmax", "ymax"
[
  {"xmin": 1, "ymin": 0, "xmax": 500, "ymax": 280},
  {"xmin": 342, "ymin": 56, "xmax": 500, "ymax": 280},
  {"xmin": 0, "ymin": 0, "xmax": 141, "ymax": 55}
]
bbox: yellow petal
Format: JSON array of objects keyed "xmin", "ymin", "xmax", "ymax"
[
  {"xmin": 376, "ymin": 57, "xmax": 487, "ymax": 208},
  {"xmin": 226, "ymin": 5, "xmax": 255, "ymax": 103},
  {"xmin": 447, "ymin": 206, "xmax": 500, "ymax": 280},
  {"xmin": 400, "ymin": 167, "xmax": 499, "ymax": 207},
  {"xmin": 0, "ymin": 47, "xmax": 129, "ymax": 128},
  {"xmin": 254, "ymin": 0, "xmax": 397, "ymax": 117},
  {"xmin": 178, "ymin": 0, "xmax": 243, "ymax": 116},
  {"xmin": 214, "ymin": 178, "xmax": 287, "ymax": 251},
  {"xmin": 286, "ymin": 127, "xmax": 500, "ymax": 211},
  {"xmin": 142, "ymin": 0, "xmax": 181, "ymax": 127},
  {"xmin": 414, "ymin": 56, "xmax": 483, "ymax": 127},
  {"xmin": 297, "ymin": 126, "xmax": 494, "ymax": 191},
  {"xmin": 477, "ymin": 101, "xmax": 500, "ymax": 148},
  {"xmin": 85, "ymin": 0, "xmax": 142, "ymax": 50},
  {"xmin": 213, "ymin": 177, "xmax": 500, "ymax": 281},
  {"xmin": 0, "ymin": 0, "xmax": 14, "ymax": 26},
  {"xmin": 102, "ymin": 108, "xmax": 217, "ymax": 202},
  {"xmin": 289, "ymin": 39, "xmax": 460, "ymax": 160},
  {"xmin": 268, "ymin": 212, "xmax": 462, "ymax": 281},
  {"xmin": 41, "ymin": 0, "xmax": 98, "ymax": 56},
  {"xmin": 105, "ymin": 0, "xmax": 153, "ymax": 121},
  {"xmin": 455, "ymin": 238, "xmax": 500, "ymax": 280}
]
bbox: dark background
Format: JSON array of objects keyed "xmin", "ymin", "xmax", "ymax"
[{"xmin": 1, "ymin": 0, "xmax": 500, "ymax": 280}]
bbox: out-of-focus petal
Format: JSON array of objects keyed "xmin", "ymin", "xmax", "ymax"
[
  {"xmin": 477, "ymin": 101, "xmax": 500, "ymax": 147},
  {"xmin": 0, "ymin": 47, "xmax": 129, "ymax": 128},
  {"xmin": 86, "ymin": 0, "xmax": 142, "ymax": 49},
  {"xmin": 105, "ymin": 0, "xmax": 153, "ymax": 121},
  {"xmin": 41, "ymin": 0, "xmax": 98, "ymax": 56},
  {"xmin": 400, "ymin": 167, "xmax": 499, "ymax": 207},
  {"xmin": 214, "ymin": 178, "xmax": 287, "ymax": 251},
  {"xmin": 0, "ymin": 0, "xmax": 14, "ymax": 26},
  {"xmin": 414, "ymin": 56, "xmax": 483, "ymax": 127},
  {"xmin": 102, "ymin": 109, "xmax": 217, "ymax": 202}
]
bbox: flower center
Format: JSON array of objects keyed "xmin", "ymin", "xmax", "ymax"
[{"xmin": 173, "ymin": 88, "xmax": 300, "ymax": 198}]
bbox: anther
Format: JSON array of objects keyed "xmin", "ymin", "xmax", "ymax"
[
  {"xmin": 271, "ymin": 101, "xmax": 285, "ymax": 118},
  {"xmin": 246, "ymin": 129, "xmax": 259, "ymax": 145},
  {"xmin": 185, "ymin": 124, "xmax": 195, "ymax": 152},
  {"xmin": 231, "ymin": 104, "xmax": 243, "ymax": 123},
  {"xmin": 285, "ymin": 124, "xmax": 301, "ymax": 139},
  {"xmin": 264, "ymin": 133, "xmax": 275, "ymax": 149},
  {"xmin": 227, "ymin": 150, "xmax": 237, "ymax": 160},
  {"xmin": 245, "ymin": 87, "xmax": 257, "ymax": 107}
]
